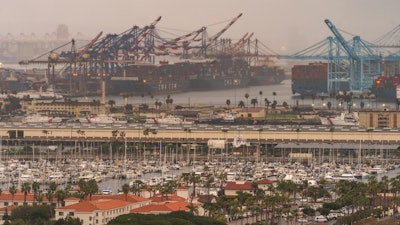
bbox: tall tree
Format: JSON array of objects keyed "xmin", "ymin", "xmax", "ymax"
[
  {"xmin": 9, "ymin": 185, "xmax": 16, "ymax": 205},
  {"xmin": 122, "ymin": 183, "xmax": 130, "ymax": 201},
  {"xmin": 226, "ymin": 99, "xmax": 231, "ymax": 109},
  {"xmin": 21, "ymin": 182, "xmax": 31, "ymax": 205},
  {"xmin": 244, "ymin": 93, "xmax": 249, "ymax": 110},
  {"xmin": 250, "ymin": 98, "xmax": 258, "ymax": 108},
  {"xmin": 238, "ymin": 100, "xmax": 245, "ymax": 108}
]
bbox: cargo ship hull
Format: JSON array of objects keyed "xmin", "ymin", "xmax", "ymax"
[
  {"xmin": 249, "ymin": 65, "xmax": 285, "ymax": 86},
  {"xmin": 54, "ymin": 56, "xmax": 286, "ymax": 96},
  {"xmin": 370, "ymin": 75, "xmax": 400, "ymax": 101},
  {"xmin": 291, "ymin": 62, "xmax": 350, "ymax": 96},
  {"xmin": 189, "ymin": 76, "xmax": 249, "ymax": 91},
  {"xmin": 291, "ymin": 62, "xmax": 328, "ymax": 96}
]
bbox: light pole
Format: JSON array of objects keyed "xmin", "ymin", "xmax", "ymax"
[{"xmin": 234, "ymin": 79, "xmax": 238, "ymax": 106}]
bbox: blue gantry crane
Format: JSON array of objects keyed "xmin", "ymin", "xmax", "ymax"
[{"xmin": 324, "ymin": 19, "xmax": 381, "ymax": 93}]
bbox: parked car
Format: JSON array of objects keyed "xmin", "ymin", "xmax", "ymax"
[
  {"xmin": 298, "ymin": 217, "xmax": 308, "ymax": 223},
  {"xmin": 314, "ymin": 215, "xmax": 328, "ymax": 222},
  {"xmin": 327, "ymin": 212, "xmax": 339, "ymax": 220}
]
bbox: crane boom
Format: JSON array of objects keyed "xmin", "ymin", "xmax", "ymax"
[
  {"xmin": 75, "ymin": 31, "xmax": 103, "ymax": 61},
  {"xmin": 207, "ymin": 13, "xmax": 243, "ymax": 48},
  {"xmin": 324, "ymin": 19, "xmax": 358, "ymax": 60},
  {"xmin": 129, "ymin": 16, "xmax": 162, "ymax": 52},
  {"xmin": 231, "ymin": 32, "xmax": 254, "ymax": 55}
]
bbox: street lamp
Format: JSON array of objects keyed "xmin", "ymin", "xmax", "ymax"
[{"xmin": 234, "ymin": 79, "xmax": 238, "ymax": 106}]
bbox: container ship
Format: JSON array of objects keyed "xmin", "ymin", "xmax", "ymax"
[
  {"xmin": 291, "ymin": 62, "xmax": 328, "ymax": 96},
  {"xmin": 249, "ymin": 65, "xmax": 285, "ymax": 86},
  {"xmin": 370, "ymin": 74, "xmax": 400, "ymax": 101},
  {"xmin": 291, "ymin": 62, "xmax": 350, "ymax": 96},
  {"xmin": 0, "ymin": 68, "xmax": 30, "ymax": 92},
  {"xmin": 100, "ymin": 56, "xmax": 283, "ymax": 96}
]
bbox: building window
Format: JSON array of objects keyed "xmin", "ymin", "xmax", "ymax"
[
  {"xmin": 89, "ymin": 216, "xmax": 92, "ymax": 221},
  {"xmin": 69, "ymin": 212, "xmax": 74, "ymax": 217},
  {"xmin": 369, "ymin": 113, "xmax": 373, "ymax": 127},
  {"xmin": 4, "ymin": 202, "xmax": 8, "ymax": 206},
  {"xmin": 96, "ymin": 219, "xmax": 98, "ymax": 224},
  {"xmin": 59, "ymin": 212, "xmax": 64, "ymax": 217}
]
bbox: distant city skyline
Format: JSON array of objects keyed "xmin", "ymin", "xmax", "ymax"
[{"xmin": 0, "ymin": 0, "xmax": 399, "ymax": 54}]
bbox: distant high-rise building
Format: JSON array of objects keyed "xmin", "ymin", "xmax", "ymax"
[{"xmin": 56, "ymin": 24, "xmax": 69, "ymax": 40}]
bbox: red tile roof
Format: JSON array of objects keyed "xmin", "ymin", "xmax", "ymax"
[
  {"xmin": 237, "ymin": 107, "xmax": 264, "ymax": 113},
  {"xmin": 131, "ymin": 201, "xmax": 189, "ymax": 213},
  {"xmin": 225, "ymin": 181, "xmax": 253, "ymax": 190},
  {"xmin": 0, "ymin": 205, "xmax": 18, "ymax": 212},
  {"xmin": 58, "ymin": 199, "xmax": 131, "ymax": 212},
  {"xmin": 84, "ymin": 194, "xmax": 148, "ymax": 203},
  {"xmin": 257, "ymin": 179, "xmax": 274, "ymax": 185},
  {"xmin": 0, "ymin": 192, "xmax": 55, "ymax": 202},
  {"xmin": 150, "ymin": 194, "xmax": 186, "ymax": 203}
]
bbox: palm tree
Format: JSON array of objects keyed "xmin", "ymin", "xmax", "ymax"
[
  {"xmin": 47, "ymin": 181, "xmax": 58, "ymax": 204},
  {"xmin": 226, "ymin": 99, "xmax": 231, "ymax": 109},
  {"xmin": 85, "ymin": 179, "xmax": 99, "ymax": 200},
  {"xmin": 55, "ymin": 189, "xmax": 67, "ymax": 207},
  {"xmin": 250, "ymin": 98, "xmax": 258, "ymax": 108},
  {"xmin": 360, "ymin": 101, "xmax": 365, "ymax": 109},
  {"xmin": 327, "ymin": 101, "xmax": 332, "ymax": 110},
  {"xmin": 189, "ymin": 173, "xmax": 201, "ymax": 200},
  {"xmin": 108, "ymin": 100, "xmax": 116, "ymax": 108},
  {"xmin": 111, "ymin": 129, "xmax": 119, "ymax": 161},
  {"xmin": 380, "ymin": 176, "xmax": 390, "ymax": 207},
  {"xmin": 155, "ymin": 101, "xmax": 162, "ymax": 117},
  {"xmin": 166, "ymin": 95, "xmax": 173, "ymax": 111},
  {"xmin": 122, "ymin": 183, "xmax": 130, "ymax": 201},
  {"xmin": 244, "ymin": 93, "xmax": 249, "ymax": 110},
  {"xmin": 238, "ymin": 100, "xmax": 245, "ymax": 108},
  {"xmin": 21, "ymin": 182, "xmax": 31, "ymax": 205},
  {"xmin": 390, "ymin": 175, "xmax": 400, "ymax": 219},
  {"xmin": 130, "ymin": 180, "xmax": 145, "ymax": 196},
  {"xmin": 272, "ymin": 91, "xmax": 276, "ymax": 101},
  {"xmin": 9, "ymin": 185, "xmax": 16, "ymax": 205},
  {"xmin": 32, "ymin": 182, "xmax": 40, "ymax": 204},
  {"xmin": 259, "ymin": 91, "xmax": 263, "ymax": 106},
  {"xmin": 264, "ymin": 98, "xmax": 271, "ymax": 111}
]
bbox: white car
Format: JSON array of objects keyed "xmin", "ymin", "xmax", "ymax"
[
  {"xmin": 327, "ymin": 212, "xmax": 339, "ymax": 220},
  {"xmin": 298, "ymin": 217, "xmax": 308, "ymax": 223},
  {"xmin": 314, "ymin": 215, "xmax": 328, "ymax": 222}
]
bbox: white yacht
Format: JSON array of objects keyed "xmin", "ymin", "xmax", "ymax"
[
  {"xmin": 369, "ymin": 166, "xmax": 386, "ymax": 175},
  {"xmin": 24, "ymin": 114, "xmax": 62, "ymax": 123},
  {"xmin": 320, "ymin": 112, "xmax": 359, "ymax": 126},
  {"xmin": 333, "ymin": 173, "xmax": 357, "ymax": 181},
  {"xmin": 82, "ymin": 114, "xmax": 127, "ymax": 124},
  {"xmin": 222, "ymin": 113, "xmax": 235, "ymax": 122},
  {"xmin": 147, "ymin": 115, "xmax": 193, "ymax": 125},
  {"xmin": 232, "ymin": 136, "xmax": 250, "ymax": 148}
]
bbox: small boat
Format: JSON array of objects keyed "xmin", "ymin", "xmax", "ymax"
[{"xmin": 102, "ymin": 188, "xmax": 113, "ymax": 195}]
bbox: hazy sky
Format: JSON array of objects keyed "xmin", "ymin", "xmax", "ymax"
[{"xmin": 1, "ymin": 0, "xmax": 399, "ymax": 54}]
